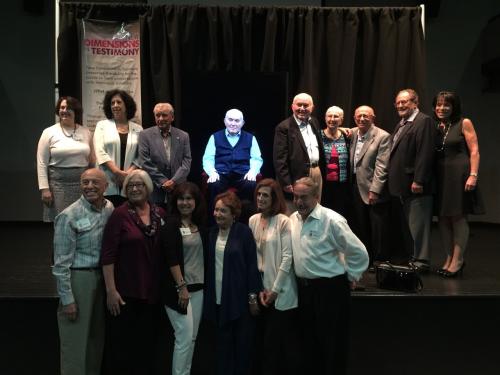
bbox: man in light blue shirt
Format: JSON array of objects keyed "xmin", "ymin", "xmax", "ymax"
[
  {"xmin": 53, "ymin": 168, "xmax": 114, "ymax": 375},
  {"xmin": 203, "ymin": 108, "xmax": 263, "ymax": 213}
]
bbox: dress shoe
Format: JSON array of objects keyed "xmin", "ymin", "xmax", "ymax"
[
  {"xmin": 442, "ymin": 262, "xmax": 466, "ymax": 278},
  {"xmin": 437, "ymin": 268, "xmax": 447, "ymax": 276},
  {"xmin": 409, "ymin": 260, "xmax": 430, "ymax": 273}
]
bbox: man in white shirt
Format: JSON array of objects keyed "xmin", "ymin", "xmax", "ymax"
[
  {"xmin": 290, "ymin": 177, "xmax": 368, "ymax": 375},
  {"xmin": 273, "ymin": 93, "xmax": 326, "ymax": 201}
]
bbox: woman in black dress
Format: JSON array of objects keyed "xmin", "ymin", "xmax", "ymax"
[{"xmin": 433, "ymin": 91, "xmax": 484, "ymax": 277}]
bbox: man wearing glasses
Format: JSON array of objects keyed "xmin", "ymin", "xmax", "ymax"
[{"xmin": 388, "ymin": 89, "xmax": 436, "ymax": 271}]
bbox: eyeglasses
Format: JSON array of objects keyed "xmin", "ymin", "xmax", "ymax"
[{"xmin": 127, "ymin": 182, "xmax": 145, "ymax": 190}]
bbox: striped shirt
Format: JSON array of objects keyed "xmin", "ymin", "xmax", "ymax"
[{"xmin": 52, "ymin": 196, "xmax": 114, "ymax": 305}]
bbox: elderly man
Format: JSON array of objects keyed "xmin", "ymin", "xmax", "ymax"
[
  {"xmin": 389, "ymin": 89, "xmax": 436, "ymax": 270},
  {"xmin": 290, "ymin": 177, "xmax": 368, "ymax": 375},
  {"xmin": 138, "ymin": 102, "xmax": 191, "ymax": 206},
  {"xmin": 202, "ymin": 108, "xmax": 263, "ymax": 208},
  {"xmin": 273, "ymin": 93, "xmax": 326, "ymax": 200},
  {"xmin": 350, "ymin": 106, "xmax": 391, "ymax": 269},
  {"xmin": 52, "ymin": 168, "xmax": 114, "ymax": 375}
]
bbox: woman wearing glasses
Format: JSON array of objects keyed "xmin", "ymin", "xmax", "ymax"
[{"xmin": 101, "ymin": 169, "xmax": 165, "ymax": 374}]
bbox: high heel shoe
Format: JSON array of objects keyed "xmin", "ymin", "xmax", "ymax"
[{"xmin": 442, "ymin": 262, "xmax": 466, "ymax": 278}]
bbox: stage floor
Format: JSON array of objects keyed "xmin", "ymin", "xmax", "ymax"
[
  {"xmin": 1, "ymin": 221, "xmax": 499, "ymax": 299},
  {"xmin": 1, "ymin": 221, "xmax": 499, "ymax": 375}
]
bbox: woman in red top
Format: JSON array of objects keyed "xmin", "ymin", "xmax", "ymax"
[{"xmin": 101, "ymin": 169, "xmax": 165, "ymax": 374}]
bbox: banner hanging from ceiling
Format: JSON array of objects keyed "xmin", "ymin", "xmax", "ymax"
[{"xmin": 81, "ymin": 19, "xmax": 141, "ymax": 131}]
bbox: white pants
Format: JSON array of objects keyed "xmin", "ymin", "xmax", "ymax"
[{"xmin": 165, "ymin": 290, "xmax": 204, "ymax": 375}]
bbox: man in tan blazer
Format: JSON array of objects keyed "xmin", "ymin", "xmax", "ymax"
[{"xmin": 349, "ymin": 105, "xmax": 391, "ymax": 269}]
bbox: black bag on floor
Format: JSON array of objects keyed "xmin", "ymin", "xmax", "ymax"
[{"xmin": 375, "ymin": 262, "xmax": 423, "ymax": 293}]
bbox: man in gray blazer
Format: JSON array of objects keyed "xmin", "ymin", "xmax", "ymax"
[
  {"xmin": 350, "ymin": 105, "xmax": 391, "ymax": 269},
  {"xmin": 138, "ymin": 102, "xmax": 191, "ymax": 206}
]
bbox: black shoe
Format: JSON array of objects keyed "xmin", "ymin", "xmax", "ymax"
[
  {"xmin": 409, "ymin": 260, "xmax": 430, "ymax": 273},
  {"xmin": 442, "ymin": 263, "xmax": 466, "ymax": 278}
]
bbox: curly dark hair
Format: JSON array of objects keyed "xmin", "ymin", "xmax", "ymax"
[
  {"xmin": 102, "ymin": 89, "xmax": 137, "ymax": 120},
  {"xmin": 171, "ymin": 182, "xmax": 207, "ymax": 226},
  {"xmin": 432, "ymin": 91, "xmax": 462, "ymax": 124},
  {"xmin": 254, "ymin": 178, "xmax": 287, "ymax": 216},
  {"xmin": 55, "ymin": 96, "xmax": 82, "ymax": 124},
  {"xmin": 214, "ymin": 191, "xmax": 242, "ymax": 220}
]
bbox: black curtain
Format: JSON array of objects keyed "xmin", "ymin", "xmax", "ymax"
[{"xmin": 59, "ymin": 3, "xmax": 425, "ymax": 132}]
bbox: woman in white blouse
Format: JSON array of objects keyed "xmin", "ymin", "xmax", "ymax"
[
  {"xmin": 37, "ymin": 97, "xmax": 94, "ymax": 222},
  {"xmin": 93, "ymin": 89, "xmax": 142, "ymax": 207},
  {"xmin": 248, "ymin": 178, "xmax": 299, "ymax": 375}
]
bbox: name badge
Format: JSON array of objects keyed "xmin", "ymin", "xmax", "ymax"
[
  {"xmin": 75, "ymin": 218, "xmax": 91, "ymax": 231},
  {"xmin": 180, "ymin": 227, "xmax": 192, "ymax": 236}
]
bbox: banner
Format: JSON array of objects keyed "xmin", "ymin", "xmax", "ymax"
[{"xmin": 81, "ymin": 19, "xmax": 141, "ymax": 131}]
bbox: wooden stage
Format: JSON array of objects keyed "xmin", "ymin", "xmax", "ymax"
[{"xmin": 1, "ymin": 222, "xmax": 499, "ymax": 374}]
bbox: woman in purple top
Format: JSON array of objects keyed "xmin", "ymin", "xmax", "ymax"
[{"xmin": 101, "ymin": 169, "xmax": 165, "ymax": 374}]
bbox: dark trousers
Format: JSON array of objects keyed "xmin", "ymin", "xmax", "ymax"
[
  {"xmin": 297, "ymin": 274, "xmax": 350, "ymax": 375},
  {"xmin": 322, "ymin": 181, "xmax": 351, "ymax": 219},
  {"xmin": 253, "ymin": 306, "xmax": 300, "ymax": 375},
  {"xmin": 351, "ymin": 181, "xmax": 390, "ymax": 265},
  {"xmin": 103, "ymin": 298, "xmax": 160, "ymax": 375},
  {"xmin": 208, "ymin": 172, "xmax": 256, "ymax": 223},
  {"xmin": 389, "ymin": 196, "xmax": 415, "ymax": 263},
  {"xmin": 215, "ymin": 309, "xmax": 256, "ymax": 375}
]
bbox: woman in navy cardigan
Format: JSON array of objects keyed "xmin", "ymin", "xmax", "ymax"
[{"xmin": 204, "ymin": 191, "xmax": 262, "ymax": 375}]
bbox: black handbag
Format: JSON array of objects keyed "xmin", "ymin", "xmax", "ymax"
[{"xmin": 375, "ymin": 262, "xmax": 423, "ymax": 293}]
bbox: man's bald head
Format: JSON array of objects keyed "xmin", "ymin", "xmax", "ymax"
[
  {"xmin": 292, "ymin": 93, "xmax": 314, "ymax": 122},
  {"xmin": 80, "ymin": 168, "xmax": 108, "ymax": 207}
]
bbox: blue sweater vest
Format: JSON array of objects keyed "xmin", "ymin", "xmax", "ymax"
[{"xmin": 214, "ymin": 130, "xmax": 252, "ymax": 175}]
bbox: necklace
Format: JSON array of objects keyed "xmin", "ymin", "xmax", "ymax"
[
  {"xmin": 436, "ymin": 122, "xmax": 451, "ymax": 152},
  {"xmin": 60, "ymin": 123, "xmax": 76, "ymax": 138},
  {"xmin": 181, "ymin": 220, "xmax": 198, "ymax": 233}
]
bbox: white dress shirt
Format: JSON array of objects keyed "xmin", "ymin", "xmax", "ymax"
[
  {"xmin": 289, "ymin": 203, "xmax": 368, "ymax": 281},
  {"xmin": 294, "ymin": 116, "xmax": 319, "ymax": 164}
]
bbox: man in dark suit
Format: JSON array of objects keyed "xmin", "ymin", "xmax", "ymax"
[
  {"xmin": 350, "ymin": 105, "xmax": 391, "ymax": 269},
  {"xmin": 388, "ymin": 89, "xmax": 436, "ymax": 270},
  {"xmin": 138, "ymin": 102, "xmax": 191, "ymax": 206},
  {"xmin": 273, "ymin": 93, "xmax": 326, "ymax": 204}
]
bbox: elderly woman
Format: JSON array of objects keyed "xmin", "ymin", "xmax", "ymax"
[
  {"xmin": 160, "ymin": 182, "xmax": 207, "ymax": 375},
  {"xmin": 248, "ymin": 179, "xmax": 299, "ymax": 375},
  {"xmin": 37, "ymin": 96, "xmax": 94, "ymax": 221},
  {"xmin": 320, "ymin": 106, "xmax": 351, "ymax": 217},
  {"xmin": 433, "ymin": 91, "xmax": 484, "ymax": 277},
  {"xmin": 101, "ymin": 169, "xmax": 165, "ymax": 374},
  {"xmin": 204, "ymin": 191, "xmax": 262, "ymax": 375},
  {"xmin": 94, "ymin": 89, "xmax": 142, "ymax": 207}
]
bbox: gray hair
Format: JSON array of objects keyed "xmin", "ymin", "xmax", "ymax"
[
  {"xmin": 123, "ymin": 169, "xmax": 154, "ymax": 197},
  {"xmin": 325, "ymin": 106, "xmax": 344, "ymax": 119},
  {"xmin": 293, "ymin": 177, "xmax": 319, "ymax": 198}
]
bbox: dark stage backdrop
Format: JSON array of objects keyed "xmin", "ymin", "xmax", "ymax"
[{"xmin": 58, "ymin": 3, "xmax": 425, "ymax": 156}]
